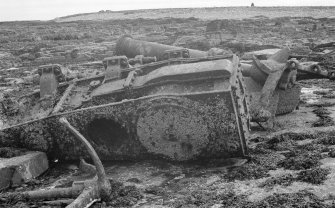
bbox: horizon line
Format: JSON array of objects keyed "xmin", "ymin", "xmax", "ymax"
[{"xmin": 1, "ymin": 5, "xmax": 334, "ymax": 22}]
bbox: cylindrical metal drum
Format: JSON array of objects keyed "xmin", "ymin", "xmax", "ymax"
[{"xmin": 115, "ymin": 36, "xmax": 207, "ymax": 60}]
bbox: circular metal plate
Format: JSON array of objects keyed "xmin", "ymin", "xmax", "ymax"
[{"xmin": 137, "ymin": 102, "xmax": 209, "ymax": 161}]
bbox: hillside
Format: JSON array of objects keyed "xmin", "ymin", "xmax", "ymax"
[{"xmin": 54, "ymin": 6, "xmax": 335, "ymax": 22}]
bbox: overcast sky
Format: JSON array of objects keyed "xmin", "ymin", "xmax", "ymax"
[{"xmin": 0, "ymin": 0, "xmax": 334, "ymax": 21}]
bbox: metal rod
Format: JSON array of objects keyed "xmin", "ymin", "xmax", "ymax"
[{"xmin": 59, "ymin": 117, "xmax": 111, "ymax": 199}]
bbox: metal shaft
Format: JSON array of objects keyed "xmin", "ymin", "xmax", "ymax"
[
  {"xmin": 115, "ymin": 36, "xmax": 207, "ymax": 60},
  {"xmin": 59, "ymin": 117, "xmax": 111, "ymax": 199}
]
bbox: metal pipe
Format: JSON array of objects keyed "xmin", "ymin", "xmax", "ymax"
[{"xmin": 115, "ymin": 35, "xmax": 207, "ymax": 60}]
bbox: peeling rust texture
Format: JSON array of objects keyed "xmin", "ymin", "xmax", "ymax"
[{"xmin": 0, "ymin": 56, "xmax": 249, "ymax": 161}]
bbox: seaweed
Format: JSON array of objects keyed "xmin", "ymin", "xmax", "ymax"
[
  {"xmin": 278, "ymin": 152, "xmax": 321, "ymax": 170},
  {"xmin": 297, "ymin": 167, "xmax": 330, "ymax": 184}
]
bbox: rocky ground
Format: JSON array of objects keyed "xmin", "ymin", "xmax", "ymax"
[
  {"xmin": 0, "ymin": 7, "xmax": 335, "ymax": 208},
  {"xmin": 1, "ymin": 11, "xmax": 334, "ymax": 98},
  {"xmin": 3, "ymin": 89, "xmax": 335, "ymax": 207}
]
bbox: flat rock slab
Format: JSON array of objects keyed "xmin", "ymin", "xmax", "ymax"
[{"xmin": 0, "ymin": 151, "xmax": 48, "ymax": 190}]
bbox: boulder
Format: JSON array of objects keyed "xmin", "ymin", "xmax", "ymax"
[{"xmin": 0, "ymin": 151, "xmax": 48, "ymax": 190}]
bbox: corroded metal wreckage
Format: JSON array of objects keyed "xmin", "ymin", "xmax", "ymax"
[
  {"xmin": 1, "ymin": 37, "xmax": 311, "ymax": 161},
  {"xmin": 115, "ymin": 36, "xmax": 302, "ymax": 122},
  {"xmin": 240, "ymin": 47, "xmax": 301, "ymax": 123},
  {"xmin": 0, "ymin": 55, "xmax": 250, "ymax": 161}
]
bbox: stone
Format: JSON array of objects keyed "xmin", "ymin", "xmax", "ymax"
[
  {"xmin": 0, "ymin": 165, "xmax": 14, "ymax": 190},
  {"xmin": 328, "ymin": 148, "xmax": 335, "ymax": 158},
  {"xmin": 0, "ymin": 151, "xmax": 48, "ymax": 190}
]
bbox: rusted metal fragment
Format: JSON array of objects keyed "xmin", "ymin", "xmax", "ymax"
[
  {"xmin": 241, "ymin": 47, "xmax": 301, "ymax": 122},
  {"xmin": 38, "ymin": 64, "xmax": 66, "ymax": 98},
  {"xmin": 243, "ymin": 77, "xmax": 279, "ymax": 123},
  {"xmin": 39, "ymin": 69, "xmax": 59, "ymax": 98},
  {"xmin": 102, "ymin": 56, "xmax": 129, "ymax": 82},
  {"xmin": 297, "ymin": 61, "xmax": 332, "ymax": 80}
]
